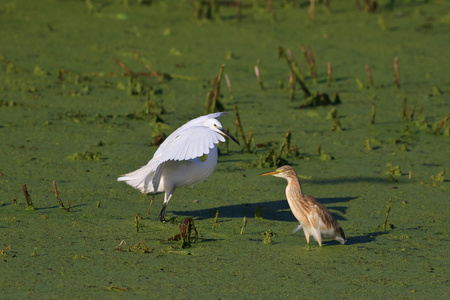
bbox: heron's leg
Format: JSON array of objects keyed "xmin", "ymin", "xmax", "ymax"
[
  {"xmin": 303, "ymin": 229, "xmax": 310, "ymax": 244},
  {"xmin": 313, "ymin": 230, "xmax": 322, "ymax": 247}
]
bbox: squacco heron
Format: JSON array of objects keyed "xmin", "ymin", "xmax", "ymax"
[{"xmin": 261, "ymin": 165, "xmax": 346, "ymax": 247}]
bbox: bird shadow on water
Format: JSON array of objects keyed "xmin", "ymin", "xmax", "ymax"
[
  {"xmin": 171, "ymin": 196, "xmax": 358, "ymax": 223},
  {"xmin": 344, "ymin": 231, "xmax": 386, "ymax": 246}
]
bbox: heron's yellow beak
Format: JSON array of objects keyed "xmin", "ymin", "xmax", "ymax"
[{"xmin": 260, "ymin": 170, "xmax": 281, "ymax": 176}]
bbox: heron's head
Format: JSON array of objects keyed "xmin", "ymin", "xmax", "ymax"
[
  {"xmin": 204, "ymin": 119, "xmax": 240, "ymax": 145},
  {"xmin": 260, "ymin": 165, "xmax": 296, "ymax": 179}
]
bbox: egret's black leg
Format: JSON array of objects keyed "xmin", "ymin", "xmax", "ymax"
[{"xmin": 159, "ymin": 205, "xmax": 167, "ymax": 222}]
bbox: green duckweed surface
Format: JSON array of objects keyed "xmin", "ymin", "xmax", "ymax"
[{"xmin": 1, "ymin": 1, "xmax": 449, "ymax": 298}]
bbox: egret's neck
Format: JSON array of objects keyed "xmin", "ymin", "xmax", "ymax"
[{"xmin": 206, "ymin": 145, "xmax": 218, "ymax": 164}]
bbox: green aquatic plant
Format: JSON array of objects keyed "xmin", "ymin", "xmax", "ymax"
[
  {"xmin": 430, "ymin": 171, "xmax": 445, "ymax": 183},
  {"xmin": 67, "ymin": 151, "xmax": 103, "ymax": 161},
  {"xmin": 386, "ymin": 163, "xmax": 402, "ymax": 182},
  {"xmin": 431, "ymin": 115, "xmax": 450, "ymax": 136},
  {"xmin": 299, "ymin": 92, "xmax": 341, "ymax": 108},
  {"xmin": 365, "ymin": 138, "xmax": 373, "ymax": 151},
  {"xmin": 262, "ymin": 230, "xmax": 275, "ymax": 245},
  {"xmin": 168, "ymin": 218, "xmax": 199, "ymax": 249}
]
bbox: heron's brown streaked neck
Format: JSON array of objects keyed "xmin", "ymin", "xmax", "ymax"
[{"xmin": 285, "ymin": 173, "xmax": 304, "ymax": 197}]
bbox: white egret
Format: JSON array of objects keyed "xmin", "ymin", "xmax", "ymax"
[
  {"xmin": 261, "ymin": 165, "xmax": 346, "ymax": 247},
  {"xmin": 118, "ymin": 112, "xmax": 239, "ymax": 222}
]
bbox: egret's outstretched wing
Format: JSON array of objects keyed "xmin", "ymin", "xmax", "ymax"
[
  {"xmin": 154, "ymin": 112, "xmax": 228, "ymax": 161},
  {"xmin": 160, "ymin": 126, "xmax": 225, "ymax": 162}
]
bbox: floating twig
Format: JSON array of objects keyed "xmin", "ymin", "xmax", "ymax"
[
  {"xmin": 22, "ymin": 184, "xmax": 34, "ymax": 209},
  {"xmin": 114, "ymin": 240, "xmax": 151, "ymax": 253},
  {"xmin": 0, "ymin": 245, "xmax": 12, "ymax": 256},
  {"xmin": 383, "ymin": 198, "xmax": 393, "ymax": 232},
  {"xmin": 113, "ymin": 56, "xmax": 132, "ymax": 76},
  {"xmin": 254, "ymin": 65, "xmax": 264, "ymax": 90},
  {"xmin": 394, "ymin": 57, "xmax": 400, "ymax": 88},
  {"xmin": 52, "ymin": 181, "xmax": 66, "ymax": 210}
]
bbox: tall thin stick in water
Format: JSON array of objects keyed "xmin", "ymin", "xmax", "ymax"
[
  {"xmin": 53, "ymin": 181, "xmax": 65, "ymax": 209},
  {"xmin": 383, "ymin": 198, "xmax": 393, "ymax": 232},
  {"xmin": 22, "ymin": 184, "xmax": 34, "ymax": 209},
  {"xmin": 365, "ymin": 64, "xmax": 374, "ymax": 88},
  {"xmin": 327, "ymin": 62, "xmax": 332, "ymax": 86},
  {"xmin": 225, "ymin": 74, "xmax": 234, "ymax": 100},
  {"xmin": 234, "ymin": 105, "xmax": 250, "ymax": 153},
  {"xmin": 254, "ymin": 65, "xmax": 264, "ymax": 90},
  {"xmin": 371, "ymin": 103, "xmax": 376, "ymax": 125},
  {"xmin": 394, "ymin": 57, "xmax": 400, "ymax": 88}
]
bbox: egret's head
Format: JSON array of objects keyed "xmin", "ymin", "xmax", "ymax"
[
  {"xmin": 260, "ymin": 165, "xmax": 296, "ymax": 179},
  {"xmin": 204, "ymin": 118, "xmax": 240, "ymax": 145}
]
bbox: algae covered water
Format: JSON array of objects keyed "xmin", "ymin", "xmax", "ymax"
[{"xmin": 1, "ymin": 1, "xmax": 449, "ymax": 298}]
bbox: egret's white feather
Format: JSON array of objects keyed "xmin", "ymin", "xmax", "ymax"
[{"xmin": 118, "ymin": 112, "xmax": 236, "ymax": 222}]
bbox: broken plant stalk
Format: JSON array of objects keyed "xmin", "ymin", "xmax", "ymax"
[
  {"xmin": 279, "ymin": 47, "xmax": 311, "ymax": 97},
  {"xmin": 383, "ymin": 198, "xmax": 393, "ymax": 232},
  {"xmin": 254, "ymin": 65, "xmax": 264, "ymax": 90},
  {"xmin": 234, "ymin": 105, "xmax": 250, "ymax": 153},
  {"xmin": 22, "ymin": 184, "xmax": 34, "ymax": 209},
  {"xmin": 53, "ymin": 181, "xmax": 66, "ymax": 210},
  {"xmin": 365, "ymin": 64, "xmax": 374, "ymax": 88},
  {"xmin": 394, "ymin": 57, "xmax": 400, "ymax": 88}
]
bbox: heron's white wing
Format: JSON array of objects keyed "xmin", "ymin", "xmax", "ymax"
[{"xmin": 159, "ymin": 125, "xmax": 225, "ymax": 162}]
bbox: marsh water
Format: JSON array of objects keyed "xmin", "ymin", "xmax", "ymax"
[{"xmin": 1, "ymin": 1, "xmax": 449, "ymax": 298}]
